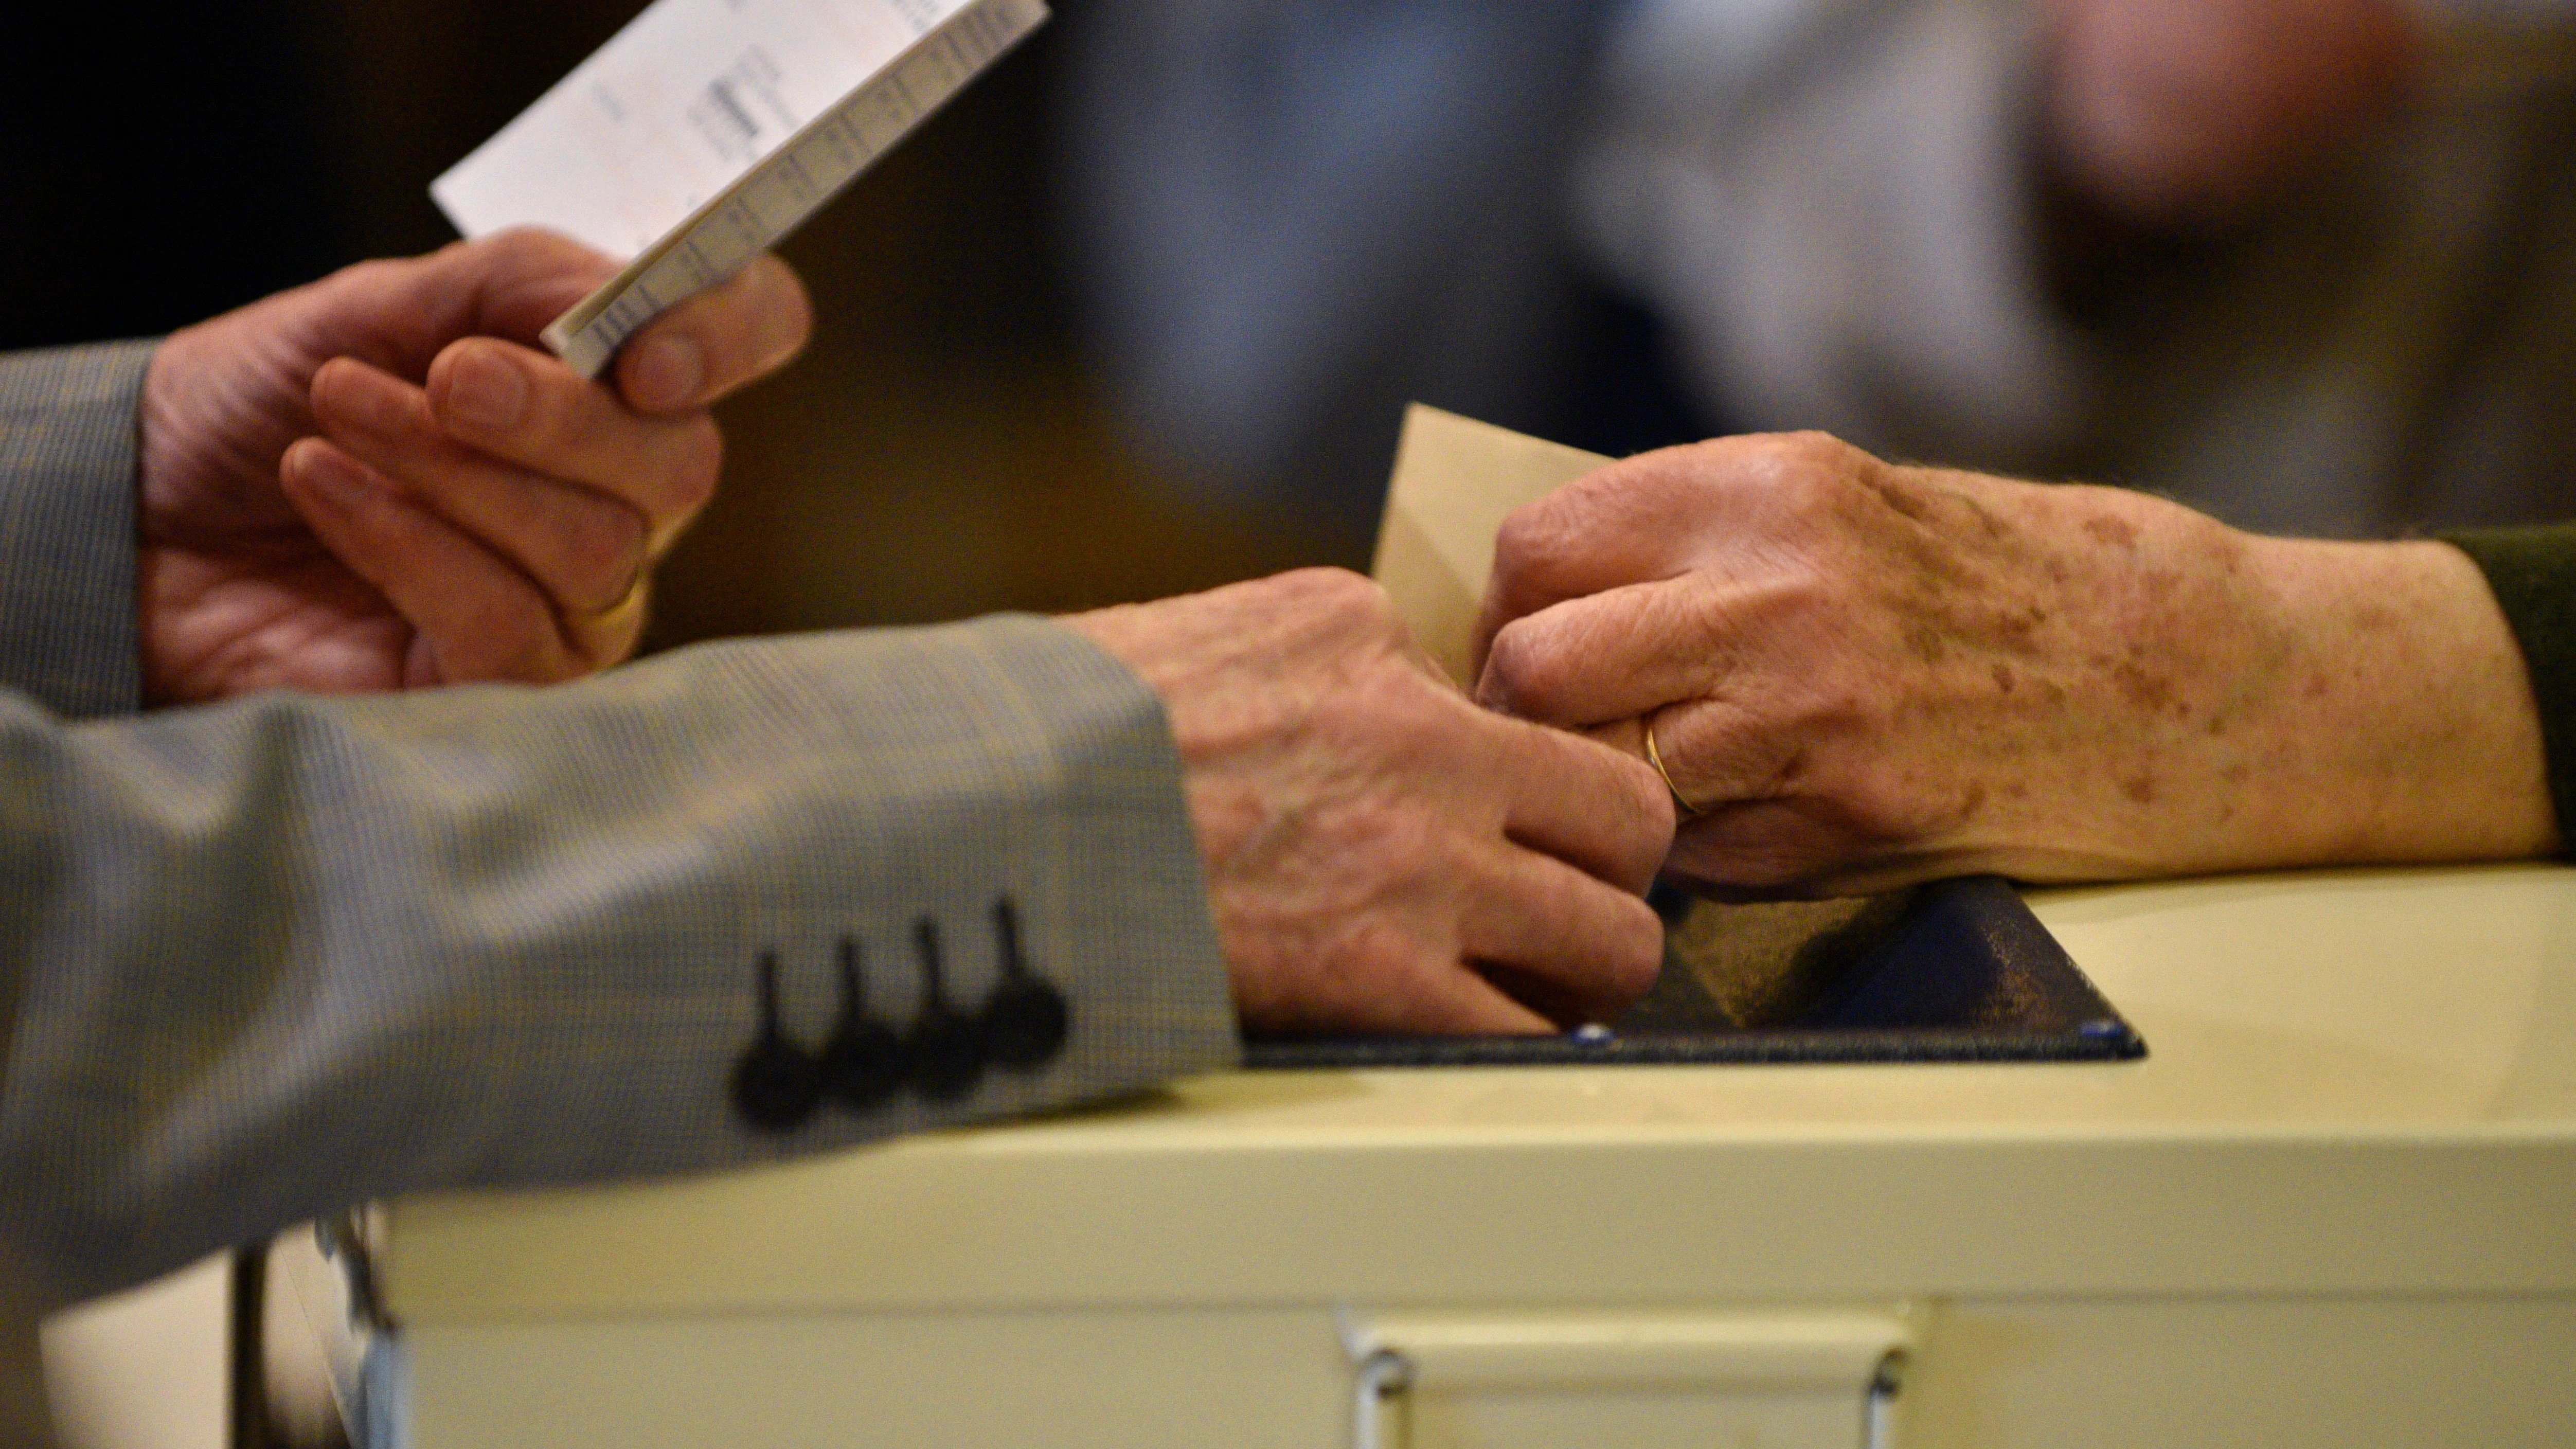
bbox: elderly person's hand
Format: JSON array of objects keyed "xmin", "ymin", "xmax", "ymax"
[
  {"xmin": 2043, "ymin": 0, "xmax": 2424, "ymax": 229},
  {"xmin": 1472, "ymin": 433, "xmax": 2554, "ymax": 896},
  {"xmin": 1071, "ymin": 569, "xmax": 1673, "ymax": 1033},
  {"xmin": 138, "ymin": 229, "xmax": 811, "ymax": 704}
]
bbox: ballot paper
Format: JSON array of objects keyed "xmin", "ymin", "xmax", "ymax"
[
  {"xmin": 1367, "ymin": 407, "xmax": 1865, "ymax": 1030},
  {"xmin": 1372, "ymin": 405, "xmax": 1614, "ymax": 688},
  {"xmin": 433, "ymin": 0, "xmax": 1049, "ymax": 377}
]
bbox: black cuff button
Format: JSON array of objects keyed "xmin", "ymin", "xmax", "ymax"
[
  {"xmin": 730, "ymin": 951, "xmax": 822, "ymax": 1133},
  {"xmin": 981, "ymin": 898, "xmax": 1069, "ymax": 1071},
  {"xmin": 821, "ymin": 938, "xmax": 905, "ymax": 1112},
  {"xmin": 905, "ymin": 919, "xmax": 987, "ymax": 1102}
]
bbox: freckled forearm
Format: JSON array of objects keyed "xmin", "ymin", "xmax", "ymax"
[
  {"xmin": 1938, "ymin": 480, "xmax": 2555, "ymax": 879},
  {"xmin": 2222, "ymin": 535, "xmax": 2557, "ymax": 866}
]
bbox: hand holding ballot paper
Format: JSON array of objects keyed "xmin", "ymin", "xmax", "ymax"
[
  {"xmin": 1408, "ymin": 412, "xmax": 2561, "ymax": 896},
  {"xmin": 432, "ymin": 0, "xmax": 1048, "ymax": 377},
  {"xmin": 137, "ymin": 0, "xmax": 1051, "ymax": 704},
  {"xmin": 137, "ymin": 231, "xmax": 812, "ymax": 704}
]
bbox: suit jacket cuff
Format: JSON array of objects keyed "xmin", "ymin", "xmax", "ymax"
[
  {"xmin": 0, "ymin": 339, "xmax": 156, "ymax": 720},
  {"xmin": 3, "ymin": 614, "xmax": 1240, "ymax": 1301}
]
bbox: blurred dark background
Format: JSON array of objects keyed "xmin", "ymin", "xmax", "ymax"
[{"xmin": 0, "ymin": 1, "xmax": 1320, "ymax": 650}]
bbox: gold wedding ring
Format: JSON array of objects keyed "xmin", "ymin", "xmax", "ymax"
[
  {"xmin": 1643, "ymin": 717, "xmax": 1705, "ymax": 819},
  {"xmin": 581, "ymin": 562, "xmax": 651, "ymax": 630}
]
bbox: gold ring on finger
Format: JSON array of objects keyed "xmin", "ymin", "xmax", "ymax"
[
  {"xmin": 581, "ymin": 562, "xmax": 651, "ymax": 630},
  {"xmin": 1643, "ymin": 715, "xmax": 1707, "ymax": 819}
]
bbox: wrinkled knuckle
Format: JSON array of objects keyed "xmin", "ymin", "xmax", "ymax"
[
  {"xmin": 1798, "ymin": 673, "xmax": 1877, "ymax": 735},
  {"xmin": 1620, "ymin": 755, "xmax": 1679, "ymax": 851},
  {"xmin": 1291, "ymin": 567, "xmax": 1402, "ymax": 638},
  {"xmin": 1770, "ymin": 460, "xmax": 1845, "ymax": 519},
  {"xmin": 1314, "ymin": 803, "xmax": 1444, "ymax": 899},
  {"xmin": 1833, "ymin": 771, "xmax": 1937, "ymax": 840},
  {"xmin": 1734, "ymin": 432, "xmax": 1853, "ymax": 509},
  {"xmin": 502, "ymin": 363, "xmax": 578, "ymax": 449},
  {"xmin": 1490, "ymin": 501, "xmax": 1577, "ymax": 582},
  {"xmin": 1322, "ymin": 566, "xmax": 1396, "ymax": 617},
  {"xmin": 1509, "ymin": 472, "xmax": 1639, "ymax": 579},
  {"xmin": 1275, "ymin": 564, "xmax": 1372, "ymax": 606},
  {"xmin": 1478, "ymin": 623, "xmax": 1570, "ymax": 719},
  {"xmin": 1779, "ymin": 429, "xmax": 1858, "ymax": 470}
]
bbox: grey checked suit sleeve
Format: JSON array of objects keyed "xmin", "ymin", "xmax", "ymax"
[
  {"xmin": 2, "ymin": 573, "xmax": 1236, "ymax": 1309},
  {"xmin": 0, "ymin": 340, "xmax": 155, "ymax": 721}
]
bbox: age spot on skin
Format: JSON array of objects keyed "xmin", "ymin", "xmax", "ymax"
[
  {"xmin": 2083, "ymin": 515, "xmax": 2140, "ymax": 548},
  {"xmin": 1993, "ymin": 605, "xmax": 2047, "ymax": 645},
  {"xmin": 1992, "ymin": 663, "xmax": 2018, "ymax": 694},
  {"xmin": 2110, "ymin": 659, "xmax": 2173, "ymax": 711},
  {"xmin": 2123, "ymin": 774, "xmax": 2157, "ymax": 804}
]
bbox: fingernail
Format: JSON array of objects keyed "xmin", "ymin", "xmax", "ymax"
[
  {"xmin": 444, "ymin": 348, "xmax": 528, "ymax": 433},
  {"xmin": 628, "ymin": 333, "xmax": 705, "ymax": 410}
]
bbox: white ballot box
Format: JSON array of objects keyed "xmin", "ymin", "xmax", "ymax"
[{"xmin": 360, "ymin": 864, "xmax": 2576, "ymax": 1448}]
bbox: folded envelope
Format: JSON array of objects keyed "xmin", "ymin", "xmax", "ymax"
[
  {"xmin": 1370, "ymin": 404, "xmax": 1612, "ymax": 688},
  {"xmin": 1368, "ymin": 404, "xmax": 1904, "ymax": 1027}
]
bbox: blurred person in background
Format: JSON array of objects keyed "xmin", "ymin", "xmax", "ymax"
[
  {"xmin": 1060, "ymin": 0, "xmax": 1669, "ymax": 559},
  {"xmin": 1064, "ymin": 0, "xmax": 2576, "ymax": 542}
]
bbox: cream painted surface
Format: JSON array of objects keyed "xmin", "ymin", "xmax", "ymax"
[
  {"xmin": 1898, "ymin": 1296, "xmax": 2576, "ymax": 1447},
  {"xmin": 408, "ymin": 1309, "xmax": 1354, "ymax": 1449},
  {"xmin": 39, "ymin": 1256, "xmax": 226, "ymax": 1449},
  {"xmin": 403, "ymin": 1297, "xmax": 2576, "ymax": 1449},
  {"xmin": 1351, "ymin": 1307, "xmax": 1912, "ymax": 1388},
  {"xmin": 383, "ymin": 865, "xmax": 2576, "ymax": 1322},
  {"xmin": 382, "ymin": 866, "xmax": 2576, "ymax": 1446}
]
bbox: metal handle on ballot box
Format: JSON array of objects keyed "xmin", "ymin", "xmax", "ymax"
[
  {"xmin": 1352, "ymin": 1348, "xmax": 1414, "ymax": 1449},
  {"xmin": 1345, "ymin": 1308, "xmax": 1915, "ymax": 1449}
]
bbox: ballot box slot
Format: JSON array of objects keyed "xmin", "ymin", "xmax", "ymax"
[{"xmin": 1245, "ymin": 875, "xmax": 2145, "ymax": 1068}]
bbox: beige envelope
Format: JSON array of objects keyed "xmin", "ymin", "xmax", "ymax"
[{"xmin": 1370, "ymin": 404, "xmax": 1613, "ymax": 688}]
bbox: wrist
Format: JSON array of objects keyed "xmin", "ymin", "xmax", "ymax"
[{"xmin": 2208, "ymin": 532, "xmax": 2556, "ymax": 868}]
